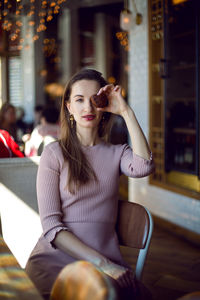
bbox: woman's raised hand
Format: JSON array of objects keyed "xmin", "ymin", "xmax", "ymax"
[{"xmin": 97, "ymin": 84, "xmax": 128, "ymax": 116}]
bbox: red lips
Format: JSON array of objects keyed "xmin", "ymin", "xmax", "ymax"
[{"xmin": 82, "ymin": 115, "xmax": 96, "ymax": 121}]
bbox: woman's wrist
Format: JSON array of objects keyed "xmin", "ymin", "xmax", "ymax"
[
  {"xmin": 93, "ymin": 255, "xmax": 110, "ymax": 269},
  {"xmin": 120, "ymin": 104, "xmax": 134, "ymax": 118}
]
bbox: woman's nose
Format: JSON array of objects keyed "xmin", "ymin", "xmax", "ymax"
[{"xmin": 84, "ymin": 99, "xmax": 94, "ymax": 111}]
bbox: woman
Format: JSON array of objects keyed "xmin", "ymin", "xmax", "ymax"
[
  {"xmin": 24, "ymin": 106, "xmax": 60, "ymax": 157},
  {"xmin": 0, "ymin": 103, "xmax": 17, "ymax": 141},
  {"xmin": 0, "ymin": 129, "xmax": 24, "ymax": 158},
  {"xmin": 25, "ymin": 69, "xmax": 154, "ymax": 299}
]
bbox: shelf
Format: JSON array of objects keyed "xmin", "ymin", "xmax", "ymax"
[
  {"xmin": 152, "ymin": 95, "xmax": 163, "ymax": 103},
  {"xmin": 152, "ymin": 127, "xmax": 164, "ymax": 132},
  {"xmin": 167, "ymin": 97, "xmax": 195, "ymax": 103},
  {"xmin": 171, "ymin": 30, "xmax": 195, "ymax": 40},
  {"xmin": 152, "ymin": 137, "xmax": 163, "ymax": 143},
  {"xmin": 154, "ymin": 157, "xmax": 164, "ymax": 164},
  {"xmin": 173, "ymin": 128, "xmax": 196, "ymax": 135},
  {"xmin": 166, "ymin": 167, "xmax": 196, "ymax": 176},
  {"xmin": 152, "ymin": 147, "xmax": 163, "ymax": 154},
  {"xmin": 172, "ymin": 63, "xmax": 196, "ymax": 70},
  {"xmin": 154, "ymin": 169, "xmax": 165, "ymax": 174}
]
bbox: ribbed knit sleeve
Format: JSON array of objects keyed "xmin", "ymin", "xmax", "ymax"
[
  {"xmin": 120, "ymin": 144, "xmax": 155, "ymax": 177},
  {"xmin": 36, "ymin": 143, "xmax": 69, "ymax": 244}
]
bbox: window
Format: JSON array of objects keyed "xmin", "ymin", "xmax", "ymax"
[
  {"xmin": 149, "ymin": 0, "xmax": 200, "ymax": 199},
  {"xmin": 8, "ymin": 56, "xmax": 23, "ymax": 107}
]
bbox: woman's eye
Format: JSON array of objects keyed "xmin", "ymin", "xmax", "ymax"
[{"xmin": 76, "ymin": 98, "xmax": 83, "ymax": 102}]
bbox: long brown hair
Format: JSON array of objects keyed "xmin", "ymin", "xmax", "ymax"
[{"xmin": 59, "ymin": 69, "xmax": 114, "ymax": 193}]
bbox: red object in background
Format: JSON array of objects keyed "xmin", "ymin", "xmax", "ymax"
[{"xmin": 0, "ymin": 130, "xmax": 24, "ymax": 158}]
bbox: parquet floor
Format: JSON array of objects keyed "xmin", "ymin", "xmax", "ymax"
[{"xmin": 121, "ymin": 222, "xmax": 200, "ymax": 300}]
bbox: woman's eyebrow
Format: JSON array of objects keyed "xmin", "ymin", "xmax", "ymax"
[{"xmin": 74, "ymin": 94, "xmax": 83, "ymax": 98}]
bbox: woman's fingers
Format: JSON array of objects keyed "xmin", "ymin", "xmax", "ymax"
[
  {"xmin": 100, "ymin": 260, "xmax": 135, "ymax": 290},
  {"xmin": 97, "ymin": 87, "xmax": 105, "ymax": 95},
  {"xmin": 116, "ymin": 268, "xmax": 134, "ymax": 288},
  {"xmin": 97, "ymin": 84, "xmax": 121, "ymax": 95},
  {"xmin": 114, "ymin": 85, "xmax": 121, "ymax": 92},
  {"xmin": 102, "ymin": 84, "xmax": 115, "ymax": 93},
  {"xmin": 128, "ymin": 270, "xmax": 136, "ymax": 290},
  {"xmin": 117, "ymin": 277, "xmax": 127, "ymax": 288}
]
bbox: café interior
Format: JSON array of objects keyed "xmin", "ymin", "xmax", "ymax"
[{"xmin": 0, "ymin": 0, "xmax": 200, "ymax": 299}]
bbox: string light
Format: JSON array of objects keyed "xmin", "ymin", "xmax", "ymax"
[
  {"xmin": 43, "ymin": 38, "xmax": 57, "ymax": 57},
  {"xmin": 116, "ymin": 32, "xmax": 129, "ymax": 51},
  {"xmin": 117, "ymin": 0, "xmax": 142, "ymax": 52},
  {"xmin": 0, "ymin": 0, "xmax": 67, "ymax": 50}
]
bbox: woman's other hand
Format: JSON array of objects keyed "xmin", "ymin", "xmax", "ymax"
[{"xmin": 99, "ymin": 259, "xmax": 135, "ymax": 289}]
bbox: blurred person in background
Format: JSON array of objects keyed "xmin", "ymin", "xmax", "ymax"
[
  {"xmin": 15, "ymin": 106, "xmax": 33, "ymax": 149},
  {"xmin": 24, "ymin": 106, "xmax": 60, "ymax": 157},
  {"xmin": 0, "ymin": 103, "xmax": 17, "ymax": 141},
  {"xmin": 0, "ymin": 129, "xmax": 24, "ymax": 158},
  {"xmin": 34, "ymin": 105, "xmax": 44, "ymax": 127},
  {"xmin": 22, "ymin": 105, "xmax": 44, "ymax": 147}
]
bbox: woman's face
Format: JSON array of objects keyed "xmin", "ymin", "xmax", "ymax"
[
  {"xmin": 66, "ymin": 79, "xmax": 102, "ymax": 130},
  {"xmin": 4, "ymin": 107, "xmax": 16, "ymax": 124}
]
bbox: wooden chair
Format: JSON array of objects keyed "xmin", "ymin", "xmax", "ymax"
[
  {"xmin": 116, "ymin": 200, "xmax": 153, "ymax": 281},
  {"xmin": 50, "ymin": 200, "xmax": 153, "ymax": 300}
]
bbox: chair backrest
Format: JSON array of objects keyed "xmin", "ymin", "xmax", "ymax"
[{"xmin": 116, "ymin": 200, "xmax": 153, "ymax": 281}]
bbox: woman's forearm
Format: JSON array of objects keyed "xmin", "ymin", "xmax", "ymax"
[
  {"xmin": 97, "ymin": 85, "xmax": 152, "ymax": 160},
  {"xmin": 121, "ymin": 105, "xmax": 151, "ymax": 160},
  {"xmin": 53, "ymin": 230, "xmax": 133, "ymax": 285},
  {"xmin": 53, "ymin": 230, "xmax": 108, "ymax": 267}
]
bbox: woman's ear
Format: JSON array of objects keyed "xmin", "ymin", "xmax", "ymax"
[{"xmin": 66, "ymin": 101, "xmax": 71, "ymax": 114}]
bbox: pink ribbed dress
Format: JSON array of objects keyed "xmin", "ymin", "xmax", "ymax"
[{"xmin": 25, "ymin": 141, "xmax": 154, "ymax": 299}]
